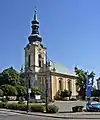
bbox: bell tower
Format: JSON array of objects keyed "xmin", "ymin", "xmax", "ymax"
[{"xmin": 24, "ymin": 8, "xmax": 47, "ymax": 88}]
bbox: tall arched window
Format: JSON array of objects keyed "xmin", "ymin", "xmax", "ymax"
[
  {"xmin": 38, "ymin": 54, "xmax": 42, "ymax": 67},
  {"xmin": 68, "ymin": 79, "xmax": 72, "ymax": 91},
  {"xmin": 28, "ymin": 54, "xmax": 31, "ymax": 67},
  {"xmin": 59, "ymin": 78, "xmax": 63, "ymax": 90}
]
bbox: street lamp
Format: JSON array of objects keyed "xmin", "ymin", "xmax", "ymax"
[{"xmin": 25, "ymin": 67, "xmax": 33, "ymax": 113}]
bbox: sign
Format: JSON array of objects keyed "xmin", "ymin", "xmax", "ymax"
[
  {"xmin": 86, "ymin": 76, "xmax": 94, "ymax": 97},
  {"xmin": 28, "ymin": 88, "xmax": 31, "ymax": 93},
  {"xmin": 35, "ymin": 95, "xmax": 41, "ymax": 100},
  {"xmin": 86, "ymin": 86, "xmax": 92, "ymax": 97}
]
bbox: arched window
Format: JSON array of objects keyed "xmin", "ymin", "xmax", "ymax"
[
  {"xmin": 59, "ymin": 78, "xmax": 63, "ymax": 90},
  {"xmin": 38, "ymin": 54, "xmax": 42, "ymax": 67},
  {"xmin": 28, "ymin": 54, "xmax": 31, "ymax": 67},
  {"xmin": 68, "ymin": 79, "xmax": 72, "ymax": 91}
]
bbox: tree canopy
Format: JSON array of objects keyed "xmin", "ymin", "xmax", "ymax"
[
  {"xmin": 0, "ymin": 67, "xmax": 20, "ymax": 86},
  {"xmin": 0, "ymin": 67, "xmax": 27, "ymax": 97},
  {"xmin": 0, "ymin": 84, "xmax": 17, "ymax": 96},
  {"xmin": 15, "ymin": 85, "xmax": 27, "ymax": 97}
]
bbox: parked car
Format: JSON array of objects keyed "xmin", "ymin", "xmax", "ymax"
[
  {"xmin": 92, "ymin": 97, "xmax": 99, "ymax": 102},
  {"xmin": 86, "ymin": 101, "xmax": 100, "ymax": 112}
]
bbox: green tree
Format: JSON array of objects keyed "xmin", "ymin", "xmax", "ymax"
[
  {"xmin": 19, "ymin": 65, "xmax": 26, "ymax": 86},
  {"xmin": 0, "ymin": 84, "xmax": 17, "ymax": 96},
  {"xmin": 0, "ymin": 67, "xmax": 20, "ymax": 86},
  {"xmin": 31, "ymin": 88, "xmax": 41, "ymax": 97},
  {"xmin": 15, "ymin": 85, "xmax": 27, "ymax": 97},
  {"xmin": 19, "ymin": 72, "xmax": 26, "ymax": 86},
  {"xmin": 0, "ymin": 89, "xmax": 4, "ymax": 97},
  {"xmin": 75, "ymin": 67, "xmax": 95, "ymax": 99}
]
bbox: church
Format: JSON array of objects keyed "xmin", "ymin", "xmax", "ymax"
[{"xmin": 24, "ymin": 9, "xmax": 77, "ymax": 100}]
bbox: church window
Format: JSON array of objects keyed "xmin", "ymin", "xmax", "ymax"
[{"xmin": 38, "ymin": 54, "xmax": 42, "ymax": 67}]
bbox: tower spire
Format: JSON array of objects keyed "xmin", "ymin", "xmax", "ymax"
[
  {"xmin": 28, "ymin": 8, "xmax": 42, "ymax": 44},
  {"xmin": 34, "ymin": 6, "xmax": 37, "ymax": 21}
]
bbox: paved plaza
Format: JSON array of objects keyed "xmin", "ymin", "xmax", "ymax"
[{"xmin": 55, "ymin": 100, "xmax": 87, "ymax": 112}]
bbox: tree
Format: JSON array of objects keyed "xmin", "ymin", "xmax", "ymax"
[
  {"xmin": 0, "ymin": 67, "xmax": 20, "ymax": 86},
  {"xmin": 75, "ymin": 67, "xmax": 95, "ymax": 99},
  {"xmin": 15, "ymin": 85, "xmax": 27, "ymax": 97},
  {"xmin": 31, "ymin": 88, "xmax": 41, "ymax": 97},
  {"xmin": 0, "ymin": 89, "xmax": 3, "ymax": 97},
  {"xmin": 19, "ymin": 72, "xmax": 26, "ymax": 86},
  {"xmin": 19, "ymin": 65, "xmax": 26, "ymax": 86},
  {"xmin": 0, "ymin": 84, "xmax": 17, "ymax": 96}
]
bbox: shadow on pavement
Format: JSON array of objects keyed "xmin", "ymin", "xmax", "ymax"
[{"xmin": 59, "ymin": 111, "xmax": 73, "ymax": 113}]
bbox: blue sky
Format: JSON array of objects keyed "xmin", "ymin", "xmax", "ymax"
[{"xmin": 0, "ymin": 0, "xmax": 100, "ymax": 85}]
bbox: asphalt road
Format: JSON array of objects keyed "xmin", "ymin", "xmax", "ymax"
[
  {"xmin": 0, "ymin": 111, "xmax": 99, "ymax": 120},
  {"xmin": 0, "ymin": 112, "xmax": 60, "ymax": 120}
]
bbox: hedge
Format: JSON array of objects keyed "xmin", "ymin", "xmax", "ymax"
[
  {"xmin": 0, "ymin": 102, "xmax": 59, "ymax": 113},
  {"xmin": 31, "ymin": 104, "xmax": 45, "ymax": 112},
  {"xmin": 47, "ymin": 104, "xmax": 59, "ymax": 113}
]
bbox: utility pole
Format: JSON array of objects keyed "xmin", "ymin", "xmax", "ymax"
[
  {"xmin": 45, "ymin": 52, "xmax": 56, "ymax": 112},
  {"xmin": 45, "ymin": 51, "xmax": 48, "ymax": 112}
]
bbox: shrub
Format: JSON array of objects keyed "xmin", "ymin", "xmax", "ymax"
[
  {"xmin": 3, "ymin": 103, "xmax": 27, "ymax": 111},
  {"xmin": 31, "ymin": 88, "xmax": 41, "ymax": 97},
  {"xmin": 0, "ymin": 102, "xmax": 45, "ymax": 112},
  {"xmin": 15, "ymin": 85, "xmax": 27, "ymax": 97},
  {"xmin": 35, "ymin": 99, "xmax": 43, "ymax": 103},
  {"xmin": 6, "ymin": 103, "xmax": 17, "ymax": 110},
  {"xmin": 31, "ymin": 104, "xmax": 45, "ymax": 112},
  {"xmin": 0, "ymin": 102, "xmax": 6, "ymax": 108},
  {"xmin": 54, "ymin": 90, "xmax": 62, "ymax": 100},
  {"xmin": 1, "ymin": 84, "xmax": 17, "ymax": 96},
  {"xmin": 29, "ymin": 99, "xmax": 45, "ymax": 103},
  {"xmin": 67, "ymin": 91, "xmax": 72, "ymax": 97},
  {"xmin": 16, "ymin": 104, "xmax": 27, "ymax": 111},
  {"xmin": 54, "ymin": 90, "xmax": 72, "ymax": 100},
  {"xmin": 18, "ymin": 97, "xmax": 25, "ymax": 104},
  {"xmin": 42, "ymin": 99, "xmax": 46, "ymax": 103},
  {"xmin": 47, "ymin": 104, "xmax": 59, "ymax": 113},
  {"xmin": 62, "ymin": 97, "xmax": 69, "ymax": 101},
  {"xmin": 29, "ymin": 99, "xmax": 36, "ymax": 103},
  {"xmin": 0, "ymin": 89, "xmax": 4, "ymax": 97},
  {"xmin": 49, "ymin": 99, "xmax": 55, "ymax": 103},
  {"xmin": 1, "ymin": 98, "xmax": 8, "ymax": 103},
  {"xmin": 61, "ymin": 90, "xmax": 68, "ymax": 98}
]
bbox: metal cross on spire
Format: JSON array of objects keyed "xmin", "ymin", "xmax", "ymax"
[{"xmin": 34, "ymin": 6, "xmax": 37, "ymax": 20}]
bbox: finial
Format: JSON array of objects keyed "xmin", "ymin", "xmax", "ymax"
[{"xmin": 34, "ymin": 6, "xmax": 37, "ymax": 20}]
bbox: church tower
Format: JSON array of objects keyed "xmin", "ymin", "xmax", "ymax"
[{"xmin": 24, "ymin": 9, "xmax": 47, "ymax": 88}]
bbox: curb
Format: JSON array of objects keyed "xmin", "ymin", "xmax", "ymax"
[{"xmin": 0, "ymin": 109, "xmax": 100, "ymax": 119}]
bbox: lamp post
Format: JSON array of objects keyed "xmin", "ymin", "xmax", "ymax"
[{"xmin": 25, "ymin": 67, "xmax": 32, "ymax": 113}]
